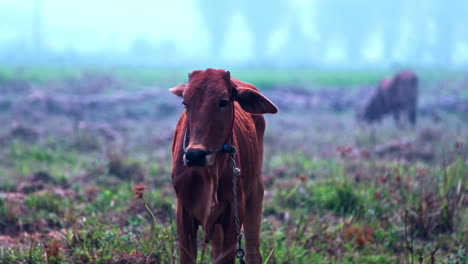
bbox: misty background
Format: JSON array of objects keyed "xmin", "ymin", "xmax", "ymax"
[{"xmin": 1, "ymin": 0, "xmax": 468, "ymax": 68}]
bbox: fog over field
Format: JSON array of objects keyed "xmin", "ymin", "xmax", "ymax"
[{"xmin": 1, "ymin": 0, "xmax": 468, "ymax": 67}]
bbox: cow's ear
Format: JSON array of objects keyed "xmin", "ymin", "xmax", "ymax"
[
  {"xmin": 169, "ymin": 84, "xmax": 186, "ymax": 97},
  {"xmin": 235, "ymin": 87, "xmax": 278, "ymax": 114}
]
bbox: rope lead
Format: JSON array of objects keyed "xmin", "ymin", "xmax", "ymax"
[{"xmin": 230, "ymin": 147, "xmax": 246, "ymax": 264}]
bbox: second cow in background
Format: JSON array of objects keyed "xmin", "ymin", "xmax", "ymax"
[{"xmin": 358, "ymin": 70, "xmax": 419, "ymax": 126}]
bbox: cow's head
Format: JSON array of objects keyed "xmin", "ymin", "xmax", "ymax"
[
  {"xmin": 360, "ymin": 89, "xmax": 385, "ymax": 123},
  {"xmin": 170, "ymin": 68, "xmax": 277, "ymax": 167},
  {"xmin": 358, "ymin": 77, "xmax": 395, "ymax": 123}
]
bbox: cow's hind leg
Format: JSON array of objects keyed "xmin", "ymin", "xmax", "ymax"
[
  {"xmin": 408, "ymin": 105, "xmax": 417, "ymax": 127},
  {"xmin": 243, "ymin": 182, "xmax": 264, "ymax": 264},
  {"xmin": 176, "ymin": 202, "xmax": 198, "ymax": 264},
  {"xmin": 393, "ymin": 109, "xmax": 403, "ymax": 128}
]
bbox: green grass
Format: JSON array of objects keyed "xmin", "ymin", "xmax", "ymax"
[
  {"xmin": 0, "ymin": 67, "xmax": 466, "ymax": 263},
  {"xmin": 0, "ymin": 132, "xmax": 466, "ymax": 263},
  {"xmin": 1, "ymin": 65, "xmax": 465, "ymax": 91}
]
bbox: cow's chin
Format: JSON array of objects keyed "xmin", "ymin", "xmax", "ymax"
[{"xmin": 206, "ymin": 153, "xmax": 216, "ymax": 166}]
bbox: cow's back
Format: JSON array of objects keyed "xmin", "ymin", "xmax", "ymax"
[
  {"xmin": 394, "ymin": 71, "xmax": 418, "ymax": 108},
  {"xmin": 231, "ymin": 103, "xmax": 265, "ymax": 196}
]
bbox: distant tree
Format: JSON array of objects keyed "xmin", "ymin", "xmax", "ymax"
[
  {"xmin": 313, "ymin": 0, "xmax": 372, "ymax": 65},
  {"xmin": 376, "ymin": 0, "xmax": 435, "ymax": 66},
  {"xmin": 279, "ymin": 19, "xmax": 313, "ymax": 66},
  {"xmin": 371, "ymin": 1, "xmax": 397, "ymax": 63},
  {"xmin": 129, "ymin": 37, "xmax": 155, "ymax": 63},
  {"xmin": 430, "ymin": 1, "xmax": 465, "ymax": 66},
  {"xmin": 339, "ymin": 0, "xmax": 370, "ymax": 63},
  {"xmin": 239, "ymin": 0, "xmax": 287, "ymax": 64},
  {"xmin": 312, "ymin": 0, "xmax": 442, "ymax": 66},
  {"xmin": 32, "ymin": 0, "xmax": 44, "ymax": 57},
  {"xmin": 196, "ymin": 0, "xmax": 235, "ymax": 58},
  {"xmin": 155, "ymin": 39, "xmax": 179, "ymax": 66},
  {"xmin": 406, "ymin": 1, "xmax": 431, "ymax": 66}
]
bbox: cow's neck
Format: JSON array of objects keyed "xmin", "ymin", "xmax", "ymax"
[
  {"xmin": 201, "ymin": 159, "xmax": 233, "ymax": 240},
  {"xmin": 207, "ymin": 166, "xmax": 219, "ymax": 207}
]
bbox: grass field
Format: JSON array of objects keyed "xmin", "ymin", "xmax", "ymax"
[{"xmin": 0, "ymin": 67, "xmax": 466, "ymax": 263}]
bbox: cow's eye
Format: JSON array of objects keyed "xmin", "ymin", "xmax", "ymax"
[
  {"xmin": 219, "ymin": 99, "xmax": 229, "ymax": 108},
  {"xmin": 182, "ymin": 101, "xmax": 187, "ymax": 108}
]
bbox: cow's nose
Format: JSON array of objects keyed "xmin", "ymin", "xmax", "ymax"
[{"xmin": 183, "ymin": 149, "xmax": 208, "ymax": 167}]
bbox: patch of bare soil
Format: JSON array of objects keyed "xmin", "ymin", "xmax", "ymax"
[
  {"xmin": 337, "ymin": 129, "xmax": 453, "ymax": 162},
  {"xmin": 1, "ymin": 170, "xmax": 75, "ymax": 236},
  {"xmin": 17, "ymin": 171, "xmax": 67, "ymax": 194}
]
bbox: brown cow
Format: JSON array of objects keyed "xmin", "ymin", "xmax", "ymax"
[
  {"xmin": 170, "ymin": 69, "xmax": 278, "ymax": 264},
  {"xmin": 358, "ymin": 70, "xmax": 419, "ymax": 126}
]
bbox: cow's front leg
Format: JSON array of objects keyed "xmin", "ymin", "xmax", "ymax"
[
  {"xmin": 243, "ymin": 181, "xmax": 264, "ymax": 264},
  {"xmin": 211, "ymin": 213, "xmax": 237, "ymax": 264},
  {"xmin": 211, "ymin": 223, "xmax": 236, "ymax": 264},
  {"xmin": 176, "ymin": 201, "xmax": 198, "ymax": 264}
]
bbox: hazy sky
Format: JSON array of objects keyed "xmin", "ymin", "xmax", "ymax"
[
  {"xmin": 0, "ymin": 0, "xmax": 371, "ymax": 64},
  {"xmin": 1, "ymin": 0, "xmax": 467, "ymax": 66},
  {"xmin": 2, "ymin": 1, "xmax": 207, "ymax": 52}
]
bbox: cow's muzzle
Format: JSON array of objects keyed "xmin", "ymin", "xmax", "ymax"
[{"xmin": 183, "ymin": 149, "xmax": 213, "ymax": 167}]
